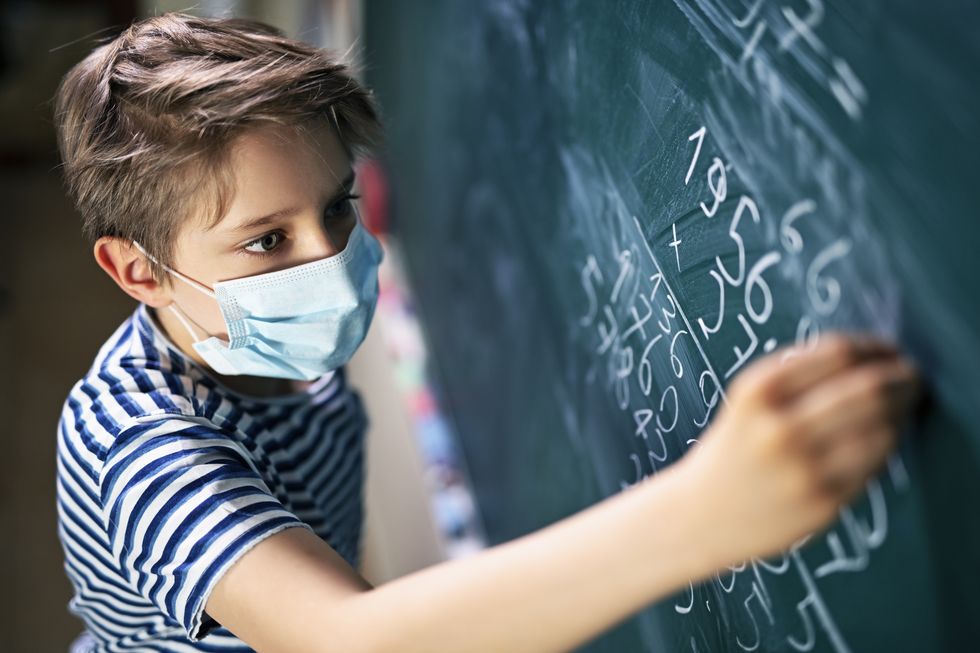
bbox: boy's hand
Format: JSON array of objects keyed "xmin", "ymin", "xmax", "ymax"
[{"xmin": 680, "ymin": 333, "xmax": 921, "ymax": 568}]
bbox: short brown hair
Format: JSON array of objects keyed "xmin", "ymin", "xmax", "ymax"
[{"xmin": 53, "ymin": 11, "xmax": 382, "ymax": 280}]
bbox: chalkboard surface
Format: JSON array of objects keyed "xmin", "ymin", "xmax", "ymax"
[{"xmin": 363, "ymin": 2, "xmax": 980, "ymax": 651}]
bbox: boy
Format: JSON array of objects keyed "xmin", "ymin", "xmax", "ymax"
[{"xmin": 53, "ymin": 12, "xmax": 920, "ymax": 653}]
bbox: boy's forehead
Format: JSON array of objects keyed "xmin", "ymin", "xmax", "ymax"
[
  {"xmin": 202, "ymin": 119, "xmax": 352, "ymax": 233},
  {"xmin": 232, "ymin": 119, "xmax": 349, "ymax": 182},
  {"xmin": 237, "ymin": 118, "xmax": 340, "ymax": 154}
]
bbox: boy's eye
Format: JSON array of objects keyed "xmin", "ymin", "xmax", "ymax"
[
  {"xmin": 243, "ymin": 231, "xmax": 283, "ymax": 254},
  {"xmin": 325, "ymin": 194, "xmax": 360, "ymax": 221}
]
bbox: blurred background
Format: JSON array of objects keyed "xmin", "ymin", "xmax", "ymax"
[{"xmin": 0, "ymin": 2, "xmax": 485, "ymax": 650}]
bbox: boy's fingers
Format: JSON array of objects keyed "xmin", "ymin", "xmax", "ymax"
[
  {"xmin": 818, "ymin": 425, "xmax": 895, "ymax": 499},
  {"xmin": 733, "ymin": 333, "xmax": 899, "ymax": 406},
  {"xmin": 789, "ymin": 357, "xmax": 919, "ymax": 454},
  {"xmin": 771, "ymin": 334, "xmax": 900, "ymax": 403}
]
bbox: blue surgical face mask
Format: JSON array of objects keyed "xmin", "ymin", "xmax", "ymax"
[{"xmin": 133, "ymin": 216, "xmax": 383, "ymax": 381}]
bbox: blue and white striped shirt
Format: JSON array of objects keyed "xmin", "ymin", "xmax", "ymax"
[{"xmin": 56, "ymin": 302, "xmax": 368, "ymax": 652}]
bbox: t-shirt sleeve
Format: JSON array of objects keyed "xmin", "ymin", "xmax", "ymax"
[{"xmin": 99, "ymin": 415, "xmax": 312, "ymax": 641}]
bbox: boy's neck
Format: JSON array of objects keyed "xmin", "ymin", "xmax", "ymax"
[{"xmin": 147, "ymin": 304, "xmax": 310, "ymax": 399}]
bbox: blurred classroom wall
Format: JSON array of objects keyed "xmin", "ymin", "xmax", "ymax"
[{"xmin": 0, "ymin": 2, "xmax": 443, "ymax": 651}]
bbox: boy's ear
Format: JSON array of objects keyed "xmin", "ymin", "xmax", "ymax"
[{"xmin": 93, "ymin": 237, "xmax": 173, "ymax": 308}]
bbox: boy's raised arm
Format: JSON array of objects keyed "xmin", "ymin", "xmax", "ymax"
[{"xmin": 205, "ymin": 335, "xmax": 919, "ymax": 653}]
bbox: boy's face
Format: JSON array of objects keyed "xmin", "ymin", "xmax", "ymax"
[{"xmin": 163, "ymin": 118, "xmax": 358, "ymax": 341}]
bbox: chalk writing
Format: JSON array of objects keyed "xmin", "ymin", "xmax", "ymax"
[{"xmin": 575, "ymin": 120, "xmax": 906, "ymax": 652}]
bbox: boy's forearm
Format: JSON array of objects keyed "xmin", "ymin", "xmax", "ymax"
[{"xmin": 328, "ymin": 461, "xmax": 715, "ymax": 653}]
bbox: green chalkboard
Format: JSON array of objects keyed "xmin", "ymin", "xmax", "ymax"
[{"xmin": 363, "ymin": 2, "xmax": 980, "ymax": 651}]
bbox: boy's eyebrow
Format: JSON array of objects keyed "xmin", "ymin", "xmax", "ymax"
[{"xmin": 222, "ymin": 170, "xmax": 357, "ymax": 235}]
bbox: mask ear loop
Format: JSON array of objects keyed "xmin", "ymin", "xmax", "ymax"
[
  {"xmin": 132, "ymin": 241, "xmax": 216, "ymax": 344},
  {"xmin": 166, "ymin": 303, "xmax": 208, "ymax": 344},
  {"xmin": 131, "ymin": 241, "xmax": 216, "ymax": 297}
]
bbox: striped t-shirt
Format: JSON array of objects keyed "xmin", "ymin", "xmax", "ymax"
[{"xmin": 56, "ymin": 302, "xmax": 368, "ymax": 652}]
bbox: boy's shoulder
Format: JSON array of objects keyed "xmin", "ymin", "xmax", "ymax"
[
  {"xmin": 59, "ymin": 303, "xmax": 213, "ymax": 466},
  {"xmin": 58, "ymin": 302, "xmax": 353, "ymax": 477}
]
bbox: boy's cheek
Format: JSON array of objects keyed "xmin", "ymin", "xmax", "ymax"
[{"xmin": 171, "ymin": 285, "xmax": 229, "ymax": 340}]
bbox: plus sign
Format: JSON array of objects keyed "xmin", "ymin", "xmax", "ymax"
[{"xmin": 669, "ymin": 223, "xmax": 682, "ymax": 272}]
